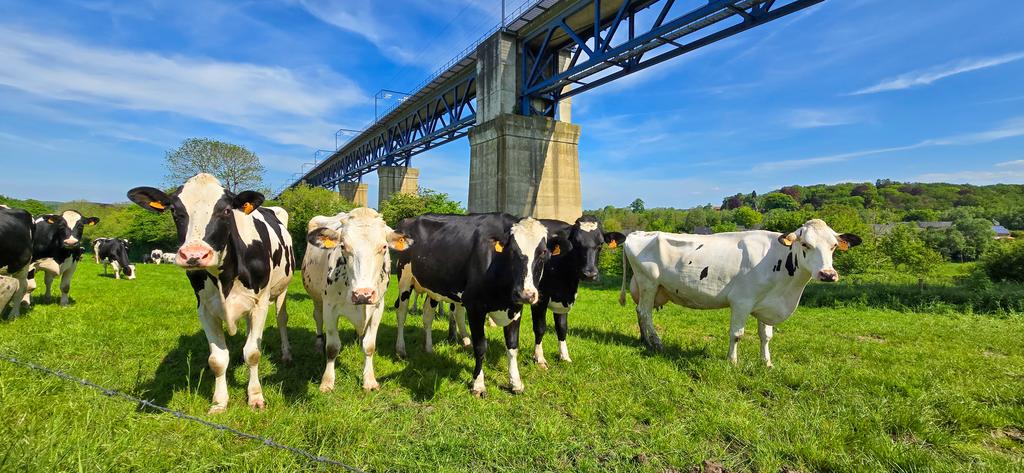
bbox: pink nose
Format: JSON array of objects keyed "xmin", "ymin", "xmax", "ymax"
[
  {"xmin": 63, "ymin": 238, "xmax": 79, "ymax": 247},
  {"xmin": 818, "ymin": 269, "xmax": 839, "ymax": 282},
  {"xmin": 519, "ymin": 289, "xmax": 538, "ymax": 304},
  {"xmin": 351, "ymin": 288, "xmax": 377, "ymax": 305},
  {"xmin": 177, "ymin": 246, "xmax": 214, "ymax": 268}
]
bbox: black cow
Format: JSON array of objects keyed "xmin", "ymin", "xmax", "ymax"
[
  {"xmin": 93, "ymin": 238, "xmax": 135, "ymax": 280},
  {"xmin": 530, "ymin": 216, "xmax": 625, "ymax": 368},
  {"xmin": 128, "ymin": 173, "xmax": 294, "ymax": 413},
  {"xmin": 27, "ymin": 210, "xmax": 99, "ymax": 307},
  {"xmin": 394, "ymin": 213, "xmax": 569, "ymax": 396},
  {"xmin": 0, "ymin": 206, "xmax": 34, "ymax": 318}
]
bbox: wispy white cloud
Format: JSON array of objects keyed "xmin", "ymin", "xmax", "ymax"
[
  {"xmin": 850, "ymin": 51, "xmax": 1024, "ymax": 95},
  {"xmin": 0, "ymin": 26, "xmax": 365, "ymax": 147},
  {"xmin": 995, "ymin": 159, "xmax": 1024, "ymax": 167},
  {"xmin": 915, "ymin": 168, "xmax": 1024, "ymax": 185},
  {"xmin": 753, "ymin": 117, "xmax": 1024, "ymax": 172},
  {"xmin": 784, "ymin": 107, "xmax": 866, "ymax": 129}
]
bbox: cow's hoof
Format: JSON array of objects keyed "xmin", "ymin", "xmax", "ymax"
[
  {"xmin": 363, "ymin": 381, "xmax": 380, "ymax": 391},
  {"xmin": 471, "ymin": 388, "xmax": 486, "ymax": 398},
  {"xmin": 765, "ymin": 362, "xmax": 774, "ymax": 369},
  {"xmin": 461, "ymin": 338, "xmax": 472, "ymax": 349},
  {"xmin": 424, "ymin": 345, "xmax": 434, "ymax": 354},
  {"xmin": 319, "ymin": 383, "xmax": 335, "ymax": 393},
  {"xmin": 510, "ymin": 384, "xmax": 525, "ymax": 394},
  {"xmin": 395, "ymin": 347, "xmax": 407, "ymax": 359},
  {"xmin": 248, "ymin": 396, "xmax": 266, "ymax": 410},
  {"xmin": 558, "ymin": 355, "xmax": 572, "ymax": 363},
  {"xmin": 281, "ymin": 352, "xmax": 293, "ymax": 364},
  {"xmin": 208, "ymin": 405, "xmax": 227, "ymax": 415},
  {"xmin": 536, "ymin": 361, "xmax": 548, "ymax": 370}
]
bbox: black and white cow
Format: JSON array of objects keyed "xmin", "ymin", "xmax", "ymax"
[
  {"xmin": 394, "ymin": 213, "xmax": 569, "ymax": 396},
  {"xmin": 93, "ymin": 238, "xmax": 136, "ymax": 280},
  {"xmin": 149, "ymin": 249, "xmax": 165, "ymax": 264},
  {"xmin": 0, "ymin": 206, "xmax": 33, "ymax": 318},
  {"xmin": 302, "ymin": 208, "xmax": 412, "ymax": 392},
  {"xmin": 530, "ymin": 216, "xmax": 625, "ymax": 368},
  {"xmin": 128, "ymin": 173, "xmax": 295, "ymax": 413},
  {"xmin": 26, "ymin": 210, "xmax": 100, "ymax": 307},
  {"xmin": 620, "ymin": 219, "xmax": 861, "ymax": 366}
]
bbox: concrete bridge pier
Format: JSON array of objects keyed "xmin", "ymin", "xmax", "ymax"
[
  {"xmin": 468, "ymin": 32, "xmax": 582, "ymax": 223},
  {"xmin": 338, "ymin": 182, "xmax": 369, "ymax": 207},
  {"xmin": 378, "ymin": 166, "xmax": 419, "ymax": 207}
]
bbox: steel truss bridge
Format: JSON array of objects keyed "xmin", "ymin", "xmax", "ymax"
[{"xmin": 295, "ymin": 0, "xmax": 823, "ymax": 190}]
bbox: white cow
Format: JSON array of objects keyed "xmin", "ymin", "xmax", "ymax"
[
  {"xmin": 150, "ymin": 249, "xmax": 165, "ymax": 264},
  {"xmin": 302, "ymin": 208, "xmax": 412, "ymax": 392},
  {"xmin": 620, "ymin": 219, "xmax": 861, "ymax": 366}
]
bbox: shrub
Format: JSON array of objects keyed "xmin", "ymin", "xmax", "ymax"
[
  {"xmin": 379, "ymin": 188, "xmax": 464, "ymax": 228},
  {"xmin": 979, "ymin": 239, "xmax": 1024, "ymax": 283},
  {"xmin": 271, "ymin": 184, "xmax": 355, "ymax": 261}
]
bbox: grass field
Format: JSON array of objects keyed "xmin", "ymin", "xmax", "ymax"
[{"xmin": 1, "ymin": 260, "xmax": 1023, "ymax": 472}]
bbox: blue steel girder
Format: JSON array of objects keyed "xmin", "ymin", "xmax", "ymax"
[
  {"xmin": 300, "ymin": 71, "xmax": 477, "ymax": 188},
  {"xmin": 519, "ymin": 0, "xmax": 824, "ymax": 116}
]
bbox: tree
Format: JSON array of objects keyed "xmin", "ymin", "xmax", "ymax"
[
  {"xmin": 760, "ymin": 192, "xmax": 799, "ymax": 211},
  {"xmin": 629, "ymin": 198, "xmax": 645, "ymax": 214},
  {"xmin": 379, "ymin": 188, "xmax": 465, "ymax": 228},
  {"xmin": 271, "ymin": 184, "xmax": 355, "ymax": 261},
  {"xmin": 953, "ymin": 217, "xmax": 995, "ymax": 261},
  {"xmin": 880, "ymin": 224, "xmax": 943, "ymax": 276},
  {"xmin": 760, "ymin": 209, "xmax": 808, "ymax": 233},
  {"xmin": 165, "ymin": 138, "xmax": 264, "ymax": 192},
  {"xmin": 732, "ymin": 206, "xmax": 762, "ymax": 228}
]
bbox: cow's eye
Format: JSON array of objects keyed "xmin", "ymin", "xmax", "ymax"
[
  {"xmin": 222, "ymin": 208, "xmax": 232, "ymax": 216},
  {"xmin": 379, "ymin": 244, "xmax": 387, "ymax": 253},
  {"xmin": 802, "ymin": 243, "xmax": 812, "ymax": 249}
]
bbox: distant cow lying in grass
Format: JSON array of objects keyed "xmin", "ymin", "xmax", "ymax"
[
  {"xmin": 128, "ymin": 173, "xmax": 295, "ymax": 413},
  {"xmin": 620, "ymin": 219, "xmax": 861, "ymax": 366}
]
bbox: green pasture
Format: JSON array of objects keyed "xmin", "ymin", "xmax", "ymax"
[{"xmin": 0, "ymin": 260, "xmax": 1022, "ymax": 471}]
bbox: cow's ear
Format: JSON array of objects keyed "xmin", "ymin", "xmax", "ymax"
[
  {"xmin": 778, "ymin": 232, "xmax": 797, "ymax": 247},
  {"xmin": 127, "ymin": 187, "xmax": 172, "ymax": 213},
  {"xmin": 548, "ymin": 234, "xmax": 573, "ymax": 256},
  {"xmin": 307, "ymin": 227, "xmax": 342, "ymax": 249},
  {"xmin": 837, "ymin": 233, "xmax": 862, "ymax": 251},
  {"xmin": 232, "ymin": 191, "xmax": 264, "ymax": 215},
  {"xmin": 491, "ymin": 237, "xmax": 506, "ymax": 253},
  {"xmin": 604, "ymin": 232, "xmax": 626, "ymax": 248},
  {"xmin": 387, "ymin": 232, "xmax": 413, "ymax": 252},
  {"xmin": 41, "ymin": 214, "xmax": 59, "ymax": 224},
  {"xmin": 84, "ymin": 217, "xmax": 99, "ymax": 226}
]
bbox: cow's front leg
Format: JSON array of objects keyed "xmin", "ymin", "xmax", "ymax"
[
  {"xmin": 422, "ymin": 298, "xmax": 436, "ymax": 353},
  {"xmin": 320, "ymin": 303, "xmax": 341, "ymax": 393},
  {"xmin": 468, "ymin": 310, "xmax": 487, "ymax": 397},
  {"xmin": 530, "ymin": 301, "xmax": 549, "ymax": 369},
  {"xmin": 58, "ymin": 264, "xmax": 76, "ymax": 307},
  {"xmin": 727, "ymin": 305, "xmax": 751, "ymax": 365},
  {"xmin": 758, "ymin": 321, "xmax": 774, "ymax": 368},
  {"xmin": 274, "ymin": 292, "xmax": 292, "ymax": 363},
  {"xmin": 243, "ymin": 300, "xmax": 269, "ymax": 410},
  {"xmin": 394, "ymin": 289, "xmax": 412, "ymax": 358},
  {"xmin": 503, "ymin": 310, "xmax": 524, "ymax": 394},
  {"xmin": 111, "ymin": 261, "xmax": 121, "ymax": 280},
  {"xmin": 553, "ymin": 310, "xmax": 572, "ymax": 363},
  {"xmin": 361, "ymin": 304, "xmax": 383, "ymax": 391},
  {"xmin": 199, "ymin": 308, "xmax": 230, "ymax": 413}
]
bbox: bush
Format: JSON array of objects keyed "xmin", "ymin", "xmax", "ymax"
[
  {"xmin": 598, "ymin": 246, "xmax": 623, "ymax": 278},
  {"xmin": 979, "ymin": 239, "xmax": 1024, "ymax": 283},
  {"xmin": 270, "ymin": 184, "xmax": 356, "ymax": 261},
  {"xmin": 379, "ymin": 188, "xmax": 464, "ymax": 228}
]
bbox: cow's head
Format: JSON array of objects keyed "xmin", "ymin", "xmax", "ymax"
[
  {"xmin": 562, "ymin": 216, "xmax": 626, "ymax": 282},
  {"xmin": 778, "ymin": 219, "xmax": 862, "ymax": 282},
  {"xmin": 38, "ymin": 210, "xmax": 99, "ymax": 249},
  {"xmin": 307, "ymin": 208, "xmax": 412, "ymax": 305},
  {"xmin": 495, "ymin": 218, "xmax": 571, "ymax": 305},
  {"xmin": 128, "ymin": 173, "xmax": 263, "ymax": 271}
]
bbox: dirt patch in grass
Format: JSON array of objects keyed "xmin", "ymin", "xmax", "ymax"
[{"xmin": 856, "ymin": 334, "xmax": 886, "ymax": 343}]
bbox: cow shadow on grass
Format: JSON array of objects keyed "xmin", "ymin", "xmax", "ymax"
[
  {"xmin": 572, "ymin": 326, "xmax": 712, "ymax": 368},
  {"xmin": 374, "ymin": 323, "xmax": 473, "ymax": 401},
  {"xmin": 287, "ymin": 291, "xmax": 311, "ymax": 303},
  {"xmin": 137, "ymin": 325, "xmax": 324, "ymax": 412}
]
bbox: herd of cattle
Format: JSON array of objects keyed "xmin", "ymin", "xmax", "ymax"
[{"xmin": 0, "ymin": 173, "xmax": 861, "ymax": 413}]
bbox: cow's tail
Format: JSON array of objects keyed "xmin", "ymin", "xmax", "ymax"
[{"xmin": 619, "ymin": 245, "xmax": 632, "ymax": 307}]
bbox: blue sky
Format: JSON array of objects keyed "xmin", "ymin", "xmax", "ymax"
[{"xmin": 1, "ymin": 0, "xmax": 1022, "ymax": 209}]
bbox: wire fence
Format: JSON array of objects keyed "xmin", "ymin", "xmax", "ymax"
[{"xmin": 0, "ymin": 353, "xmax": 365, "ymax": 472}]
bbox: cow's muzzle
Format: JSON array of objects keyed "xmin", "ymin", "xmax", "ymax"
[
  {"xmin": 517, "ymin": 288, "xmax": 539, "ymax": 305},
  {"xmin": 582, "ymin": 269, "xmax": 599, "ymax": 282},
  {"xmin": 177, "ymin": 245, "xmax": 215, "ymax": 269},
  {"xmin": 818, "ymin": 269, "xmax": 839, "ymax": 282},
  {"xmin": 62, "ymin": 238, "xmax": 79, "ymax": 248},
  {"xmin": 351, "ymin": 288, "xmax": 378, "ymax": 305}
]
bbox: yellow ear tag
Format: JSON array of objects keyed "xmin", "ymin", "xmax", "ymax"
[
  {"xmin": 393, "ymin": 237, "xmax": 407, "ymax": 251},
  {"xmin": 148, "ymin": 201, "xmax": 165, "ymax": 210},
  {"xmin": 552, "ymin": 245, "xmax": 561, "ymax": 256},
  {"xmin": 838, "ymin": 240, "xmax": 850, "ymax": 251},
  {"xmin": 608, "ymin": 240, "xmax": 618, "ymax": 249},
  {"xmin": 320, "ymin": 236, "xmax": 337, "ymax": 249},
  {"xmin": 494, "ymin": 241, "xmax": 504, "ymax": 253},
  {"xmin": 87, "ymin": 220, "xmax": 96, "ymax": 226},
  {"xmin": 46, "ymin": 218, "xmax": 56, "ymax": 224},
  {"xmin": 242, "ymin": 202, "xmax": 255, "ymax": 215}
]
